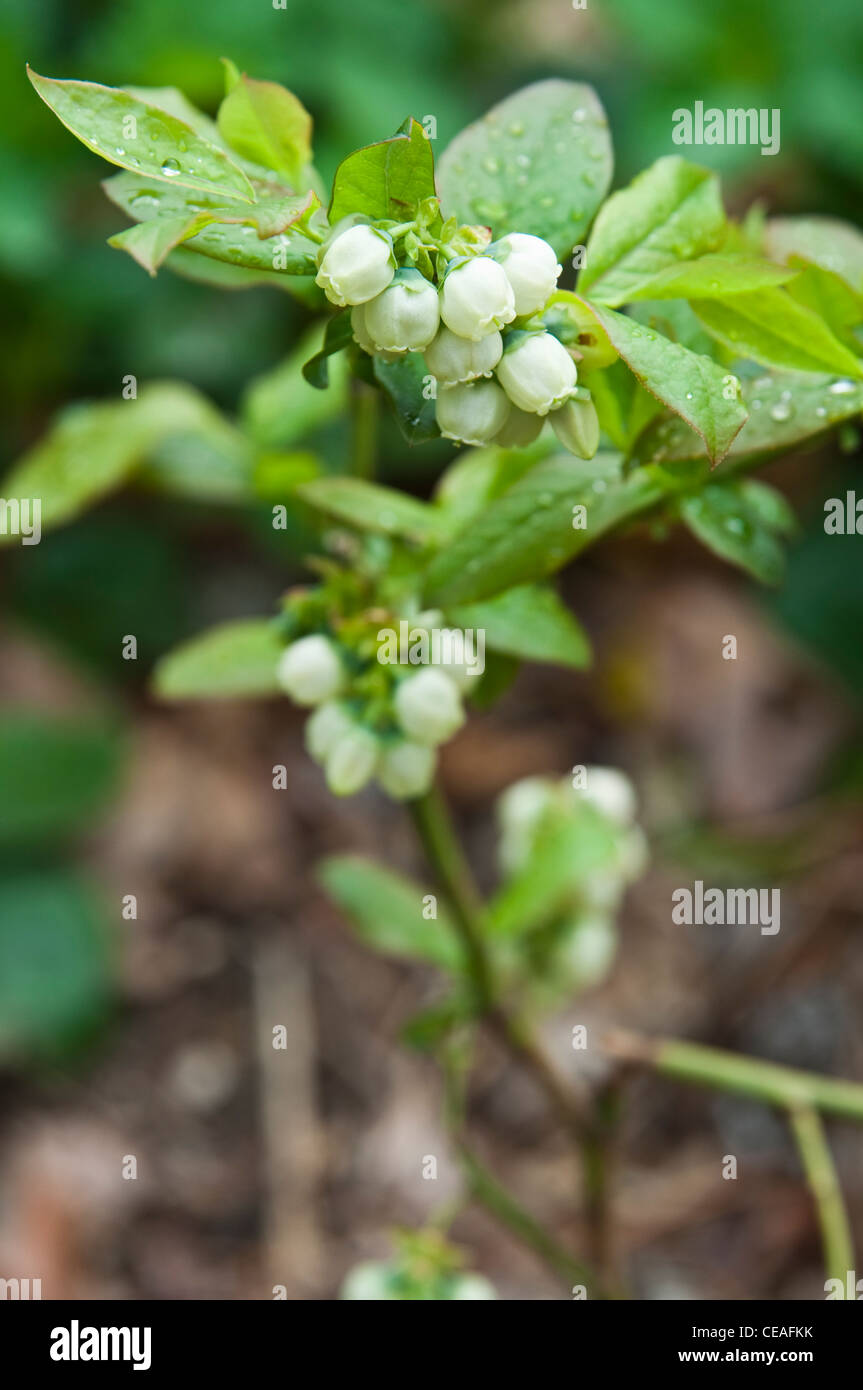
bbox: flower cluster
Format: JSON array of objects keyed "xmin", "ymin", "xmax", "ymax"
[
  {"xmin": 496, "ymin": 767, "xmax": 647, "ymax": 995},
  {"xmin": 275, "ymin": 600, "xmax": 473, "ymax": 800},
  {"xmin": 315, "ymin": 218, "xmax": 599, "ymax": 458}
]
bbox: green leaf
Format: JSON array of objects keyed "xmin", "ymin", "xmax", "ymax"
[
  {"xmin": 103, "ymin": 173, "xmax": 319, "ymax": 276},
  {"xmin": 372, "ymin": 352, "xmax": 439, "ymax": 444},
  {"xmin": 152, "ymin": 619, "xmax": 284, "ymax": 700},
  {"xmin": 633, "ymin": 370, "xmax": 863, "ymax": 469},
  {"xmin": 586, "ymin": 302, "xmax": 748, "ymax": 464},
  {"xmin": 28, "ymin": 68, "xmax": 254, "ymax": 203},
  {"xmin": 301, "ymin": 311, "xmax": 354, "ymax": 388},
  {"xmin": 628, "ymin": 253, "xmax": 796, "ymax": 301},
  {"xmin": 0, "ymin": 383, "xmax": 231, "ymax": 541},
  {"xmin": 240, "ymin": 325, "xmax": 350, "ymax": 447},
  {"xmin": 691, "ymin": 288, "xmax": 863, "ymax": 378},
  {"xmin": 329, "ymin": 118, "xmax": 435, "ymax": 223},
  {"xmin": 679, "ymin": 481, "xmax": 791, "ymax": 585},
  {"xmin": 449, "ymin": 584, "xmax": 590, "ymax": 669},
  {"xmin": 318, "ymin": 855, "xmax": 461, "ymax": 970},
  {"xmin": 581, "ymin": 359, "xmax": 662, "ymax": 454},
  {"xmin": 165, "ymin": 245, "xmax": 316, "ymax": 297},
  {"xmin": 766, "ymin": 216, "xmax": 863, "ymax": 294},
  {"xmin": 217, "ymin": 72, "xmax": 312, "ymax": 187},
  {"xmin": 423, "ymin": 454, "xmax": 665, "ymax": 606},
  {"xmin": 437, "ymin": 79, "xmax": 613, "ymax": 261},
  {"xmin": 0, "ymin": 713, "xmax": 123, "ymax": 848},
  {"xmin": 784, "ymin": 259, "xmax": 863, "ymax": 350},
  {"xmin": 296, "ymin": 477, "xmax": 448, "ymax": 543},
  {"xmin": 433, "ymin": 441, "xmax": 551, "ymax": 527},
  {"xmin": 0, "ymin": 872, "xmax": 112, "ymax": 1061},
  {"xmin": 124, "ymin": 85, "xmax": 223, "ymax": 143},
  {"xmin": 253, "ymin": 451, "xmax": 321, "ymax": 502},
  {"xmin": 487, "ymin": 810, "xmax": 619, "ymax": 939},
  {"xmin": 579, "ymin": 156, "xmax": 725, "ymax": 307},
  {"xmin": 108, "ymin": 210, "xmax": 214, "ymax": 274}
]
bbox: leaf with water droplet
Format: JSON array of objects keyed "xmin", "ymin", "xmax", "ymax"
[
  {"xmin": 579, "ymin": 157, "xmax": 724, "ymax": 307},
  {"xmin": 679, "ymin": 480, "xmax": 792, "ymax": 585},
  {"xmin": 631, "ymin": 370, "xmax": 863, "ymax": 469},
  {"xmin": 28, "ymin": 68, "xmax": 255, "ymax": 202},
  {"xmin": 103, "ymin": 172, "xmax": 320, "ymax": 277},
  {"xmin": 437, "ymin": 79, "xmax": 612, "ymax": 258},
  {"xmin": 585, "ymin": 299, "xmax": 747, "ymax": 465},
  {"xmin": 691, "ymin": 288, "xmax": 863, "ymax": 378}
]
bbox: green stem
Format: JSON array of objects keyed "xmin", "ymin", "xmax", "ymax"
[
  {"xmin": 788, "ymin": 1106, "xmax": 855, "ymax": 1284},
  {"xmin": 409, "ymin": 786, "xmax": 586, "ymax": 1133},
  {"xmin": 459, "ymin": 1143, "xmax": 599, "ymax": 1295},
  {"xmin": 350, "ymin": 380, "xmax": 379, "ymax": 480},
  {"xmin": 408, "ymin": 783, "xmax": 493, "ymax": 1010},
  {"xmin": 605, "ymin": 1029, "xmax": 863, "ymax": 1120}
]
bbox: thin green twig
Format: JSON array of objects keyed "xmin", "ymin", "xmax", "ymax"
[{"xmin": 788, "ymin": 1105, "xmax": 855, "ymax": 1284}]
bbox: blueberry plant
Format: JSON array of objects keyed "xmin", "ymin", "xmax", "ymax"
[{"xmin": 14, "ymin": 63, "xmax": 863, "ymax": 1299}]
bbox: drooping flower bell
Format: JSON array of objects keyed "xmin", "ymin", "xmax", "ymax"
[
  {"xmin": 394, "ymin": 669, "xmax": 465, "ymax": 746},
  {"xmin": 495, "ymin": 331, "xmax": 578, "ymax": 415},
  {"xmin": 493, "ymin": 232, "xmax": 562, "ymax": 316},
  {"xmin": 424, "ymin": 325, "xmax": 503, "ymax": 386},
  {"xmin": 277, "ymin": 635, "xmax": 345, "ymax": 706},
  {"xmin": 436, "ymin": 378, "xmax": 511, "ymax": 445},
  {"xmin": 315, "ymin": 223, "xmax": 395, "ymax": 306},
  {"xmin": 363, "ymin": 268, "xmax": 441, "ymax": 352},
  {"xmin": 439, "ymin": 256, "xmax": 516, "ymax": 340}
]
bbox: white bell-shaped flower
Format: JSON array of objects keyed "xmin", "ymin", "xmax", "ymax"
[
  {"xmin": 440, "ymin": 256, "xmax": 516, "ymax": 341},
  {"xmin": 305, "ymin": 701, "xmax": 355, "ymax": 762},
  {"xmin": 568, "ymin": 766, "xmax": 637, "ymax": 826},
  {"xmin": 362, "ymin": 268, "xmax": 440, "ymax": 352},
  {"xmin": 436, "ymin": 379, "xmax": 510, "ymax": 445},
  {"xmin": 394, "ymin": 669, "xmax": 465, "ymax": 746},
  {"xmin": 493, "ymin": 232, "xmax": 562, "ymax": 316},
  {"xmin": 495, "ymin": 331, "xmax": 578, "ymax": 415},
  {"xmin": 325, "ymin": 726, "xmax": 379, "ymax": 796},
  {"xmin": 277, "ymin": 635, "xmax": 344, "ymax": 706},
  {"xmin": 315, "ymin": 224, "xmax": 395, "ymax": 306},
  {"xmin": 424, "ymin": 325, "xmax": 502, "ymax": 386},
  {"xmin": 377, "ymin": 740, "xmax": 436, "ymax": 800}
]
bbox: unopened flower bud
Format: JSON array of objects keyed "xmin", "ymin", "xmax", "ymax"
[
  {"xmin": 496, "ymin": 332, "xmax": 577, "ymax": 415},
  {"xmin": 436, "ymin": 379, "xmax": 510, "ymax": 446},
  {"xmin": 551, "ymin": 395, "xmax": 600, "ymax": 459},
  {"xmin": 440, "ymin": 257, "xmax": 516, "ymax": 341},
  {"xmin": 377, "ymin": 740, "xmax": 436, "ymax": 800},
  {"xmin": 424, "ymin": 326, "xmax": 502, "ymax": 385},
  {"xmin": 494, "ymin": 406, "xmax": 544, "ymax": 448},
  {"xmin": 277, "ymin": 635, "xmax": 344, "ymax": 706},
  {"xmin": 493, "ymin": 232, "xmax": 561, "ymax": 316},
  {"xmin": 362, "ymin": 268, "xmax": 440, "ymax": 352},
  {"xmin": 394, "ymin": 669, "xmax": 464, "ymax": 746},
  {"xmin": 316, "ymin": 224, "xmax": 395, "ymax": 306},
  {"xmin": 305, "ymin": 700, "xmax": 354, "ymax": 762},
  {"xmin": 325, "ymin": 726, "xmax": 379, "ymax": 796}
]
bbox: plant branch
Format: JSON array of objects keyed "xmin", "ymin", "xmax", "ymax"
[
  {"xmin": 458, "ymin": 1142, "xmax": 599, "ymax": 1295},
  {"xmin": 349, "ymin": 379, "xmax": 378, "ymax": 480},
  {"xmin": 603, "ymin": 1029, "xmax": 863, "ymax": 1120},
  {"xmin": 408, "ymin": 783, "xmax": 586, "ymax": 1135},
  {"xmin": 788, "ymin": 1106, "xmax": 855, "ymax": 1284}
]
